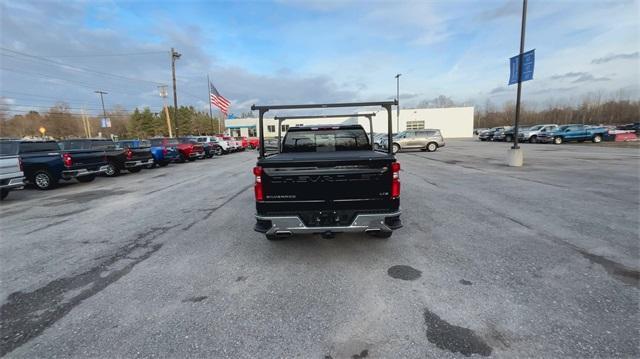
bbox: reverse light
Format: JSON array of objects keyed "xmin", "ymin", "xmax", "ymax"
[
  {"xmin": 62, "ymin": 153, "xmax": 73, "ymax": 168},
  {"xmin": 253, "ymin": 166, "xmax": 263, "ymax": 201},
  {"xmin": 391, "ymin": 162, "xmax": 400, "ymax": 198}
]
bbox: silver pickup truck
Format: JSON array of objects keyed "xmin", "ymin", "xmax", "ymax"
[{"xmin": 0, "ymin": 141, "xmax": 25, "ymax": 200}]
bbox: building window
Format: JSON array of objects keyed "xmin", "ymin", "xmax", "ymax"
[
  {"xmin": 267, "ymin": 125, "xmax": 275, "ymax": 133},
  {"xmin": 281, "ymin": 124, "xmax": 290, "ymax": 132},
  {"xmin": 248, "ymin": 127, "xmax": 257, "ymax": 137},
  {"xmin": 406, "ymin": 120, "xmax": 425, "ymax": 130}
]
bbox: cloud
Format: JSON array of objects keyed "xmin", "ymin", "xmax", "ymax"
[
  {"xmin": 550, "ymin": 72, "xmax": 610, "ymax": 83},
  {"xmin": 477, "ymin": 1, "xmax": 521, "ymax": 21},
  {"xmin": 591, "ymin": 52, "xmax": 639, "ymax": 64},
  {"xmin": 490, "ymin": 86, "xmax": 510, "ymax": 94}
]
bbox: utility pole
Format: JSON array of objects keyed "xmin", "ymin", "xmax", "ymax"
[
  {"xmin": 507, "ymin": 0, "xmax": 528, "ymax": 167},
  {"xmin": 395, "ymin": 74, "xmax": 401, "ymax": 133},
  {"xmin": 512, "ymin": 0, "xmax": 527, "ymax": 150},
  {"xmin": 94, "ymin": 90, "xmax": 108, "ymax": 120},
  {"xmin": 207, "ymin": 74, "xmax": 214, "ymax": 134},
  {"xmin": 171, "ymin": 48, "xmax": 181, "ymax": 136},
  {"xmin": 158, "ymin": 85, "xmax": 173, "ymax": 137}
]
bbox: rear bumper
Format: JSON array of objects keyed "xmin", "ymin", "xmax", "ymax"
[
  {"xmin": 254, "ymin": 211, "xmax": 402, "ymax": 236},
  {"xmin": 61, "ymin": 165, "xmax": 108, "ymax": 179},
  {"xmin": 0, "ymin": 176, "xmax": 25, "ymax": 190},
  {"xmin": 125, "ymin": 158, "xmax": 154, "ymax": 168}
]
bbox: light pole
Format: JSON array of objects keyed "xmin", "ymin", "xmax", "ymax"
[
  {"xmin": 171, "ymin": 48, "xmax": 181, "ymax": 136},
  {"xmin": 158, "ymin": 85, "xmax": 173, "ymax": 137},
  {"xmin": 94, "ymin": 90, "xmax": 108, "ymax": 120},
  {"xmin": 395, "ymin": 74, "xmax": 401, "ymax": 133}
]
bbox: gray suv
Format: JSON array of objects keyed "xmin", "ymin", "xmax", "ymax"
[{"xmin": 391, "ymin": 129, "xmax": 445, "ymax": 153}]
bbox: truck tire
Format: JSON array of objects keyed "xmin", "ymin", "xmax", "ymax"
[
  {"xmin": 0, "ymin": 189, "xmax": 8, "ymax": 200},
  {"xmin": 214, "ymin": 147, "xmax": 223, "ymax": 156},
  {"xmin": 529, "ymin": 136, "xmax": 537, "ymax": 143},
  {"xmin": 592, "ymin": 134, "xmax": 602, "ymax": 143},
  {"xmin": 76, "ymin": 174, "xmax": 96, "ymax": 183},
  {"xmin": 392, "ymin": 143, "xmax": 401, "ymax": 154},
  {"xmin": 368, "ymin": 230, "xmax": 392, "ymax": 238},
  {"xmin": 266, "ymin": 234, "xmax": 283, "ymax": 241},
  {"xmin": 128, "ymin": 167, "xmax": 142, "ymax": 173},
  {"xmin": 426, "ymin": 142, "xmax": 438, "ymax": 152},
  {"xmin": 32, "ymin": 169, "xmax": 56, "ymax": 190},
  {"xmin": 553, "ymin": 136, "xmax": 563, "ymax": 145},
  {"xmin": 104, "ymin": 162, "xmax": 120, "ymax": 177}
]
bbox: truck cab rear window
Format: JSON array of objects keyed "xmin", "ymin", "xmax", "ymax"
[
  {"xmin": 282, "ymin": 129, "xmax": 370, "ymax": 152},
  {"xmin": 19, "ymin": 142, "xmax": 60, "ymax": 153},
  {"xmin": 0, "ymin": 141, "xmax": 20, "ymax": 155}
]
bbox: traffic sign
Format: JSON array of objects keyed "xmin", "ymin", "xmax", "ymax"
[
  {"xmin": 100, "ymin": 118, "xmax": 111, "ymax": 128},
  {"xmin": 509, "ymin": 49, "xmax": 535, "ymax": 85}
]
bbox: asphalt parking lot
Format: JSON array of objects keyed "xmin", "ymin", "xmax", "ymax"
[{"xmin": 1, "ymin": 139, "xmax": 638, "ymax": 358}]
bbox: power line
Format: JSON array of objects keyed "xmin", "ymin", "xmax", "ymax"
[
  {"xmin": 0, "ymin": 47, "xmax": 166, "ymax": 86},
  {"xmin": 3, "ymin": 108, "xmax": 133, "ymax": 116},
  {"xmin": 42, "ymin": 51, "xmax": 168, "ymax": 58},
  {"xmin": 0, "ymin": 66, "xmax": 108, "ymax": 90},
  {"xmin": 3, "ymin": 104, "xmax": 107, "ymax": 111}
]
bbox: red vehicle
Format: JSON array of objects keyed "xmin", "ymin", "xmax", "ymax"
[
  {"xmin": 176, "ymin": 137, "xmax": 205, "ymax": 162},
  {"xmin": 248, "ymin": 137, "xmax": 260, "ymax": 149},
  {"xmin": 239, "ymin": 136, "xmax": 249, "ymax": 149}
]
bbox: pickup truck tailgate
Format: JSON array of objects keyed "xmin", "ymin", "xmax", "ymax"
[
  {"xmin": 258, "ymin": 151, "xmax": 396, "ymax": 212},
  {"xmin": 65, "ymin": 150, "xmax": 106, "ymax": 169}
]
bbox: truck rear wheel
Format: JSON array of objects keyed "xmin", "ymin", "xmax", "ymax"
[
  {"xmin": 368, "ymin": 230, "xmax": 392, "ymax": 238},
  {"xmin": 592, "ymin": 134, "xmax": 602, "ymax": 143},
  {"xmin": 76, "ymin": 174, "xmax": 96, "ymax": 183},
  {"xmin": 104, "ymin": 162, "xmax": 120, "ymax": 177},
  {"xmin": 32, "ymin": 170, "xmax": 55, "ymax": 190}
]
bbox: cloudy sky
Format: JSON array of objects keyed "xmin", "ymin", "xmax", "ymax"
[{"xmin": 1, "ymin": 0, "xmax": 638, "ymax": 117}]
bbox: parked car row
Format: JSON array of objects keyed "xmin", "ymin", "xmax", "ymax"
[
  {"xmin": 477, "ymin": 124, "xmax": 611, "ymax": 144},
  {"xmin": 0, "ymin": 135, "xmax": 255, "ymax": 200}
]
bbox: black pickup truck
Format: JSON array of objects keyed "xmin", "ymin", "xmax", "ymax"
[
  {"xmin": 0, "ymin": 140, "xmax": 108, "ymax": 190},
  {"xmin": 58, "ymin": 139, "xmax": 154, "ymax": 177},
  {"xmin": 251, "ymin": 101, "xmax": 401, "ymax": 240}
]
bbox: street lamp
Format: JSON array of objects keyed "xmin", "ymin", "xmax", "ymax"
[{"xmin": 395, "ymin": 74, "xmax": 401, "ymax": 133}]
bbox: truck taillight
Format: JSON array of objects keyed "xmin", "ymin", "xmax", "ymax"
[
  {"xmin": 391, "ymin": 162, "xmax": 400, "ymax": 198},
  {"xmin": 126, "ymin": 148, "xmax": 133, "ymax": 160},
  {"xmin": 253, "ymin": 166, "xmax": 263, "ymax": 201},
  {"xmin": 62, "ymin": 153, "xmax": 73, "ymax": 168}
]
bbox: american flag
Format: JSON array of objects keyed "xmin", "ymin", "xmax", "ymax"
[{"xmin": 209, "ymin": 82, "xmax": 230, "ymax": 115}]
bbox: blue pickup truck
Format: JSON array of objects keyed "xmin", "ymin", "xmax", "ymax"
[
  {"xmin": 537, "ymin": 124, "xmax": 608, "ymax": 144},
  {"xmin": 147, "ymin": 138, "xmax": 180, "ymax": 167},
  {"xmin": 0, "ymin": 140, "xmax": 109, "ymax": 190}
]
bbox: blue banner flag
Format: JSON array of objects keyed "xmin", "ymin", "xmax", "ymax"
[{"xmin": 509, "ymin": 49, "xmax": 535, "ymax": 85}]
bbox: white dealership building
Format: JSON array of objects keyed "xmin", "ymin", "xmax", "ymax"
[{"xmin": 225, "ymin": 107, "xmax": 474, "ymax": 139}]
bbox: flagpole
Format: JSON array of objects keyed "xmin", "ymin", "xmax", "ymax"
[{"xmin": 207, "ymin": 74, "xmax": 215, "ymax": 134}]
